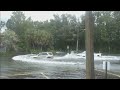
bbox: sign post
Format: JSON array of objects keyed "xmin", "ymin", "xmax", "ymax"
[
  {"xmin": 103, "ymin": 61, "xmax": 111, "ymax": 79},
  {"xmin": 105, "ymin": 61, "xmax": 107, "ymax": 79}
]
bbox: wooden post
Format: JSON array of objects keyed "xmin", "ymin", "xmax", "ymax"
[
  {"xmin": 85, "ymin": 11, "xmax": 95, "ymax": 79},
  {"xmin": 105, "ymin": 61, "xmax": 107, "ymax": 79}
]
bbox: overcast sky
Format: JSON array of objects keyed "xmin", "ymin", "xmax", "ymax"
[{"xmin": 1, "ymin": 11, "xmax": 85, "ymax": 22}]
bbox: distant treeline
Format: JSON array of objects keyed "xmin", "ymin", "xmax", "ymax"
[{"xmin": 0, "ymin": 11, "xmax": 120, "ymax": 54}]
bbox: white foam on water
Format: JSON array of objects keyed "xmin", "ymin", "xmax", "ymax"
[
  {"xmin": 94, "ymin": 56, "xmax": 120, "ymax": 61},
  {"xmin": 54, "ymin": 54, "xmax": 120, "ymax": 61},
  {"xmin": 54, "ymin": 53, "xmax": 83, "ymax": 59},
  {"xmin": 12, "ymin": 55, "xmax": 83, "ymax": 65},
  {"xmin": 12, "ymin": 54, "xmax": 120, "ymax": 65}
]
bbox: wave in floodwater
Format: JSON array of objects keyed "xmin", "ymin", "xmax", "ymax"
[
  {"xmin": 54, "ymin": 54, "xmax": 120, "ymax": 61},
  {"xmin": 12, "ymin": 55, "xmax": 83, "ymax": 65},
  {"xmin": 12, "ymin": 54, "xmax": 120, "ymax": 65}
]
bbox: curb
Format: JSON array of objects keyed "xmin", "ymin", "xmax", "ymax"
[{"xmin": 95, "ymin": 69, "xmax": 120, "ymax": 78}]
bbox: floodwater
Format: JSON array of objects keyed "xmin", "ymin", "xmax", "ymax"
[
  {"xmin": 0, "ymin": 54, "xmax": 120, "ymax": 79},
  {"xmin": 0, "ymin": 56, "xmax": 86, "ymax": 79}
]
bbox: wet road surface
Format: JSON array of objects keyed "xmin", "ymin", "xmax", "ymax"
[{"xmin": 0, "ymin": 55, "xmax": 120, "ymax": 79}]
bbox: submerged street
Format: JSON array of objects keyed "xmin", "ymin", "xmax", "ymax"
[
  {"xmin": 0, "ymin": 55, "xmax": 120, "ymax": 79},
  {"xmin": 0, "ymin": 56, "xmax": 86, "ymax": 79}
]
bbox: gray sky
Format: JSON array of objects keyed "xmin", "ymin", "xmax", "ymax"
[{"xmin": 1, "ymin": 11, "xmax": 85, "ymax": 22}]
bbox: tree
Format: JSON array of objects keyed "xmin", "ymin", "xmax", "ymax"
[
  {"xmin": 93, "ymin": 11, "xmax": 120, "ymax": 53},
  {"xmin": 6, "ymin": 11, "xmax": 33, "ymax": 52},
  {"xmin": 6, "ymin": 11, "xmax": 25, "ymax": 43},
  {"xmin": 2, "ymin": 30, "xmax": 19, "ymax": 51},
  {"xmin": 0, "ymin": 21, "xmax": 5, "ymax": 47},
  {"xmin": 0, "ymin": 21, "xmax": 5, "ymax": 31},
  {"xmin": 25, "ymin": 28, "xmax": 53, "ymax": 52}
]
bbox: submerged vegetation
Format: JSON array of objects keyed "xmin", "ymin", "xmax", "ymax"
[{"xmin": 0, "ymin": 11, "xmax": 120, "ymax": 54}]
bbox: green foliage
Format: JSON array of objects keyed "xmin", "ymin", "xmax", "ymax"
[
  {"xmin": 6, "ymin": 11, "xmax": 26, "ymax": 35},
  {"xmin": 0, "ymin": 21, "xmax": 5, "ymax": 31},
  {"xmin": 2, "ymin": 30, "xmax": 19, "ymax": 51},
  {"xmin": 0, "ymin": 21, "xmax": 5, "ymax": 44},
  {"xmin": 25, "ymin": 28, "xmax": 53, "ymax": 51},
  {"xmin": 93, "ymin": 11, "xmax": 120, "ymax": 53},
  {"xmin": 2, "ymin": 11, "xmax": 120, "ymax": 54}
]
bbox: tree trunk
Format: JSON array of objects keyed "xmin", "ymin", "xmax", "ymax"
[{"xmin": 41, "ymin": 46, "xmax": 42, "ymax": 51}]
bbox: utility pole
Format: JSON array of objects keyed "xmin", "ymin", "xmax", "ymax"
[{"xmin": 85, "ymin": 11, "xmax": 95, "ymax": 79}]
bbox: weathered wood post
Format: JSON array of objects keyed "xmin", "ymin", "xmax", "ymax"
[
  {"xmin": 105, "ymin": 61, "xmax": 107, "ymax": 79},
  {"xmin": 85, "ymin": 11, "xmax": 95, "ymax": 79}
]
